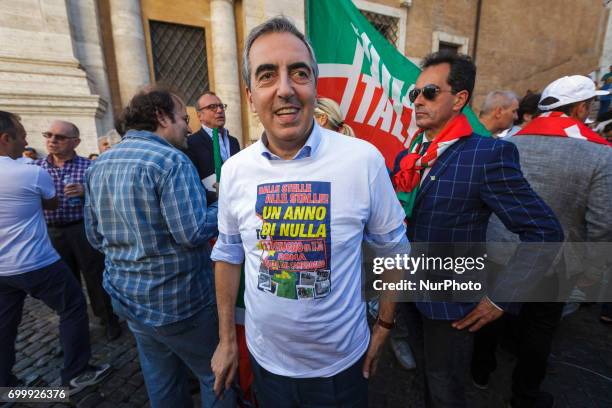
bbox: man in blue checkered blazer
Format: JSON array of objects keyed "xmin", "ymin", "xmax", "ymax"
[{"xmin": 393, "ymin": 51, "xmax": 564, "ymax": 407}]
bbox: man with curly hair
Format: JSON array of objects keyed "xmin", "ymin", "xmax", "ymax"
[{"xmin": 84, "ymin": 87, "xmax": 233, "ymax": 407}]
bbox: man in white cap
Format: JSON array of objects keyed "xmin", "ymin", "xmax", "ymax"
[
  {"xmin": 475, "ymin": 75, "xmax": 612, "ymax": 408},
  {"xmin": 536, "ymin": 75, "xmax": 610, "ymax": 124}
]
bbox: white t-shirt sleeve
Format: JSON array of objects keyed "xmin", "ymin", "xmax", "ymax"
[
  {"xmin": 364, "ymin": 159, "xmax": 409, "ymax": 258},
  {"xmin": 37, "ymin": 168, "xmax": 56, "ymax": 199},
  {"xmin": 217, "ymin": 166, "xmax": 240, "ymax": 235},
  {"xmin": 365, "ymin": 158, "xmax": 406, "ymax": 236}
]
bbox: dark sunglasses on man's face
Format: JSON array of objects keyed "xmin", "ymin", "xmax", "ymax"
[{"xmin": 408, "ymin": 84, "xmax": 454, "ymax": 103}]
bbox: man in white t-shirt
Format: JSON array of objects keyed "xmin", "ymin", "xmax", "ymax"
[
  {"xmin": 209, "ymin": 18, "xmax": 409, "ymax": 406},
  {"xmin": 0, "ymin": 111, "xmax": 110, "ymax": 394}
]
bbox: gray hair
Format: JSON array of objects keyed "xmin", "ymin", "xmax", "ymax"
[
  {"xmin": 52, "ymin": 120, "xmax": 80, "ymax": 138},
  {"xmin": 242, "ymin": 16, "xmax": 319, "ymax": 89},
  {"xmin": 99, "ymin": 129, "xmax": 122, "ymax": 145},
  {"xmin": 479, "ymin": 90, "xmax": 519, "ymax": 116}
]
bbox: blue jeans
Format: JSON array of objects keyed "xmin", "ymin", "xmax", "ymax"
[
  {"xmin": 112, "ymin": 300, "xmax": 235, "ymax": 408},
  {"xmin": 249, "ymin": 353, "xmax": 368, "ymax": 408},
  {"xmin": 0, "ymin": 260, "xmax": 90, "ymax": 386}
]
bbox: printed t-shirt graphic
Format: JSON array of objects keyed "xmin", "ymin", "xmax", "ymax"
[{"xmin": 255, "ymin": 181, "xmax": 331, "ymax": 300}]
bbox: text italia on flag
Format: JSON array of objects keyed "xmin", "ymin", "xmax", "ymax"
[{"xmin": 306, "ymin": 0, "xmax": 488, "ymax": 168}]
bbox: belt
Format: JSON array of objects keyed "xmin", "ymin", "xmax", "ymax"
[{"xmin": 47, "ymin": 219, "xmax": 83, "ymax": 228}]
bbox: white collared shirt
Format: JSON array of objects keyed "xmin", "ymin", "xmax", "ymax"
[{"xmin": 203, "ymin": 125, "xmax": 231, "ymax": 162}]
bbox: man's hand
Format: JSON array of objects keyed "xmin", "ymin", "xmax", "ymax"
[
  {"xmin": 211, "ymin": 340, "xmax": 238, "ymax": 398},
  {"xmin": 452, "ymin": 297, "xmax": 503, "ymax": 332},
  {"xmin": 362, "ymin": 323, "xmax": 391, "ymax": 379},
  {"xmin": 64, "ymin": 183, "xmax": 84, "ymax": 198}
]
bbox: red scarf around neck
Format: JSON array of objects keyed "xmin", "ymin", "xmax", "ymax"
[
  {"xmin": 516, "ymin": 112, "xmax": 611, "ymax": 147},
  {"xmin": 394, "ymin": 113, "xmax": 473, "ymax": 193}
]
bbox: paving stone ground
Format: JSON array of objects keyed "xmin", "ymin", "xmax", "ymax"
[{"xmin": 7, "ymin": 297, "xmax": 612, "ymax": 407}]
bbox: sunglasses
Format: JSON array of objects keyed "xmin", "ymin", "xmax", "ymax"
[
  {"xmin": 198, "ymin": 103, "xmax": 227, "ymax": 112},
  {"xmin": 42, "ymin": 132, "xmax": 77, "ymax": 142},
  {"xmin": 408, "ymin": 84, "xmax": 454, "ymax": 103}
]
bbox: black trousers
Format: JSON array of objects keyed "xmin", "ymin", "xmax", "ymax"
[
  {"xmin": 472, "ymin": 274, "xmax": 564, "ymax": 408},
  {"xmin": 0, "ymin": 260, "xmax": 91, "ymax": 385},
  {"xmin": 47, "ymin": 221, "xmax": 116, "ymax": 324},
  {"xmin": 399, "ymin": 302, "xmax": 474, "ymax": 408},
  {"xmin": 422, "ymin": 316, "xmax": 474, "ymax": 408},
  {"xmin": 511, "ymin": 301, "xmax": 564, "ymax": 407}
]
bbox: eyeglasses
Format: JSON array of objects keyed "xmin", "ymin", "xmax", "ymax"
[
  {"xmin": 198, "ymin": 103, "xmax": 227, "ymax": 112},
  {"xmin": 42, "ymin": 132, "xmax": 77, "ymax": 142},
  {"xmin": 408, "ymin": 84, "xmax": 454, "ymax": 103}
]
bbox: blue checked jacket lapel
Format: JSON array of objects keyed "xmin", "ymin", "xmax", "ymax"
[{"xmin": 414, "ymin": 137, "xmax": 469, "ymax": 208}]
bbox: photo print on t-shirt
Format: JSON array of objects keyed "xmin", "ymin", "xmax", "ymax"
[{"xmin": 255, "ymin": 181, "xmax": 331, "ymax": 300}]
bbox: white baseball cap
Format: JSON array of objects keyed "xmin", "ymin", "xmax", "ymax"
[{"xmin": 538, "ymin": 75, "xmax": 609, "ymax": 111}]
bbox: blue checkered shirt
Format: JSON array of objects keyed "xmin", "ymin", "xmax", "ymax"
[
  {"xmin": 84, "ymin": 130, "xmax": 218, "ymax": 326},
  {"xmin": 34, "ymin": 155, "xmax": 91, "ymax": 226}
]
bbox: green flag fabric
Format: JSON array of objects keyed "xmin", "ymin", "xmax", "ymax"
[
  {"xmin": 212, "ymin": 127, "xmax": 222, "ymax": 182},
  {"xmin": 307, "ymin": 0, "xmax": 489, "ymax": 169}
]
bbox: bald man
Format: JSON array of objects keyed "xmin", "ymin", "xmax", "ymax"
[
  {"xmin": 479, "ymin": 91, "xmax": 519, "ymax": 137},
  {"xmin": 35, "ymin": 120, "xmax": 121, "ymax": 341}
]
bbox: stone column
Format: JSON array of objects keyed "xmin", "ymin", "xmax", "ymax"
[
  {"xmin": 109, "ymin": 0, "xmax": 150, "ymax": 106},
  {"xmin": 0, "ymin": 0, "xmax": 103, "ymax": 155},
  {"xmin": 66, "ymin": 0, "xmax": 114, "ymax": 135},
  {"xmin": 210, "ymin": 0, "xmax": 243, "ymax": 143}
]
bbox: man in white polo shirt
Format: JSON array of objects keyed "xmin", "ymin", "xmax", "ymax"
[
  {"xmin": 0, "ymin": 111, "xmax": 110, "ymax": 394},
  {"xmin": 209, "ymin": 18, "xmax": 409, "ymax": 406}
]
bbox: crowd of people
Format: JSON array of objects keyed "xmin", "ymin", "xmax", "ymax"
[{"xmin": 1, "ymin": 15, "xmax": 611, "ymax": 408}]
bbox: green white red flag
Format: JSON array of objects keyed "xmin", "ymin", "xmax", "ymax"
[{"xmin": 307, "ymin": 0, "xmax": 488, "ymax": 168}]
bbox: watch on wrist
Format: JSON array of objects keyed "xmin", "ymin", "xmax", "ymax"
[{"xmin": 375, "ymin": 316, "xmax": 395, "ymax": 330}]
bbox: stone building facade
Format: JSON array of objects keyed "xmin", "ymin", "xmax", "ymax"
[
  {"xmin": 365, "ymin": 0, "xmax": 610, "ymax": 110},
  {"xmin": 0, "ymin": 0, "xmax": 609, "ymax": 155},
  {"xmin": 0, "ymin": 0, "xmax": 110, "ymax": 155}
]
